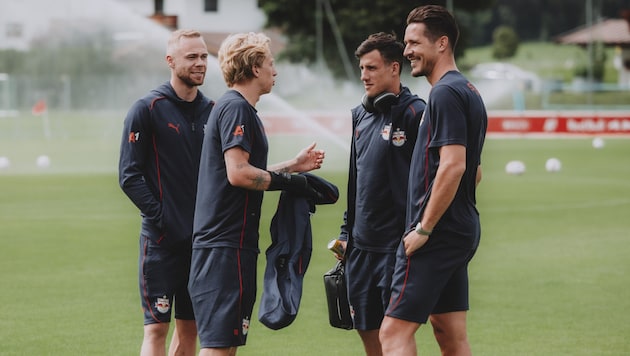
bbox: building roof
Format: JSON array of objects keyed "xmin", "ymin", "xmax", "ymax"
[{"xmin": 555, "ymin": 18, "xmax": 630, "ymax": 46}]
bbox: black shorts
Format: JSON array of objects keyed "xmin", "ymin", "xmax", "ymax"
[
  {"xmin": 188, "ymin": 247, "xmax": 257, "ymax": 348},
  {"xmin": 138, "ymin": 235, "xmax": 194, "ymax": 324},
  {"xmin": 385, "ymin": 235, "xmax": 477, "ymax": 324},
  {"xmin": 345, "ymin": 247, "xmax": 396, "ymax": 330}
]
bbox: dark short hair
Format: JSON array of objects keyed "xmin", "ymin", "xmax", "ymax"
[
  {"xmin": 354, "ymin": 32, "xmax": 404, "ymax": 74},
  {"xmin": 407, "ymin": 5, "xmax": 459, "ymax": 50}
]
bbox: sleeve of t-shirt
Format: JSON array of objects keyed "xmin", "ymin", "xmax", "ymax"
[
  {"xmin": 428, "ymin": 84, "xmax": 468, "ymax": 149},
  {"xmin": 218, "ymin": 100, "xmax": 256, "ymax": 154}
]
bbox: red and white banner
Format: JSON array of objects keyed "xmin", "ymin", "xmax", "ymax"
[{"xmin": 487, "ymin": 111, "xmax": 630, "ymax": 136}]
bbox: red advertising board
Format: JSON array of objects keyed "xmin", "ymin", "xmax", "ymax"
[
  {"xmin": 260, "ymin": 111, "xmax": 630, "ymax": 137},
  {"xmin": 487, "ymin": 111, "xmax": 630, "ymax": 136}
]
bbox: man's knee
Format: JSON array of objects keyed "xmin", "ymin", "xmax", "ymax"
[
  {"xmin": 378, "ymin": 317, "xmax": 395, "ymax": 344},
  {"xmin": 358, "ymin": 329, "xmax": 382, "ymax": 356},
  {"xmin": 430, "ymin": 312, "xmax": 470, "ymax": 355},
  {"xmin": 144, "ymin": 322, "xmax": 170, "ymax": 341},
  {"xmin": 379, "ymin": 317, "xmax": 419, "ymax": 344},
  {"xmin": 175, "ymin": 319, "xmax": 198, "ymax": 340},
  {"xmin": 430, "ymin": 312, "xmax": 467, "ymax": 336}
]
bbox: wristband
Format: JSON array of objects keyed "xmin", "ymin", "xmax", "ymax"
[
  {"xmin": 267, "ymin": 171, "xmax": 292, "ymax": 191},
  {"xmin": 414, "ymin": 222, "xmax": 432, "ymax": 236},
  {"xmin": 267, "ymin": 171, "xmax": 320, "ymax": 199},
  {"xmin": 268, "ymin": 171, "xmax": 309, "ymax": 191}
]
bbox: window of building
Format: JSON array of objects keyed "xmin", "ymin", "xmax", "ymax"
[
  {"xmin": 155, "ymin": 0, "xmax": 164, "ymax": 13},
  {"xmin": 6, "ymin": 23, "xmax": 23, "ymax": 38},
  {"xmin": 204, "ymin": 0, "xmax": 218, "ymax": 12}
]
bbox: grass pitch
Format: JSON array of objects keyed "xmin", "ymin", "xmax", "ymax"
[{"xmin": 1, "ymin": 135, "xmax": 629, "ymax": 355}]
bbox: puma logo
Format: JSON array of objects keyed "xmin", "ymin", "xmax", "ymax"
[{"xmin": 168, "ymin": 123, "xmax": 181, "ymax": 134}]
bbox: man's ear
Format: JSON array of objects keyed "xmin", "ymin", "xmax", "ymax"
[
  {"xmin": 391, "ymin": 61, "xmax": 400, "ymax": 76},
  {"xmin": 438, "ymin": 36, "xmax": 449, "ymax": 52}
]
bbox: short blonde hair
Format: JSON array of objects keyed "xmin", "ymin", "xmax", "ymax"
[
  {"xmin": 218, "ymin": 32, "xmax": 271, "ymax": 87},
  {"xmin": 166, "ymin": 29, "xmax": 204, "ymax": 56}
]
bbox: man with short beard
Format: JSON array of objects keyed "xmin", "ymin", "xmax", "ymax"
[
  {"xmin": 380, "ymin": 5, "xmax": 488, "ymax": 355},
  {"xmin": 119, "ymin": 29, "xmax": 214, "ymax": 356}
]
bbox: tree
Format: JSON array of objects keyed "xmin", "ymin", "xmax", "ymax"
[
  {"xmin": 492, "ymin": 25, "xmax": 519, "ymax": 59},
  {"xmin": 574, "ymin": 40, "xmax": 607, "ymax": 82},
  {"xmin": 259, "ymin": 0, "xmax": 496, "ymax": 79},
  {"xmin": 482, "ymin": 0, "xmax": 628, "ymax": 43}
]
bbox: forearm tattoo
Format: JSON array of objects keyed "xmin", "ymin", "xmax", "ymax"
[
  {"xmin": 276, "ymin": 166, "xmax": 290, "ymax": 174},
  {"xmin": 252, "ymin": 172, "xmax": 267, "ymax": 190}
]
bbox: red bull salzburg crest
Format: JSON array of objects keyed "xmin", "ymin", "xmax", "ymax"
[
  {"xmin": 155, "ymin": 296, "xmax": 170, "ymax": 313},
  {"xmin": 392, "ymin": 129, "xmax": 407, "ymax": 147}
]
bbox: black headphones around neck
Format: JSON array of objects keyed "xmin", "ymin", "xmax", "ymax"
[{"xmin": 361, "ymin": 92, "xmax": 398, "ymax": 113}]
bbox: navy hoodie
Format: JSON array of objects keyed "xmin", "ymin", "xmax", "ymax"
[{"xmin": 119, "ymin": 82, "xmax": 214, "ymax": 247}]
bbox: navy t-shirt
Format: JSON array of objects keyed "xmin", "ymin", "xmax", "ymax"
[
  {"xmin": 193, "ymin": 90, "xmax": 268, "ymax": 252},
  {"xmin": 406, "ymin": 71, "xmax": 487, "ymax": 249}
]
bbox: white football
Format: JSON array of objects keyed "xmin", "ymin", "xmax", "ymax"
[
  {"xmin": 36, "ymin": 155, "xmax": 51, "ymax": 168},
  {"xmin": 545, "ymin": 158, "xmax": 562, "ymax": 172},
  {"xmin": 0, "ymin": 156, "xmax": 10, "ymax": 169},
  {"xmin": 592, "ymin": 137, "xmax": 605, "ymax": 149},
  {"xmin": 505, "ymin": 160, "xmax": 526, "ymax": 175}
]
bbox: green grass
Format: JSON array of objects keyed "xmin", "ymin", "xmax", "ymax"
[
  {"xmin": 461, "ymin": 42, "xmax": 619, "ymax": 84},
  {"xmin": 1, "ymin": 136, "xmax": 630, "ymax": 355},
  {"xmin": 472, "ymin": 138, "xmax": 630, "ymax": 355},
  {"xmin": 1, "ymin": 39, "xmax": 628, "ymax": 354},
  {"xmin": 459, "ymin": 42, "xmax": 629, "ymax": 110}
]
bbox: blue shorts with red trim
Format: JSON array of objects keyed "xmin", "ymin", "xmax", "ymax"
[
  {"xmin": 139, "ymin": 234, "xmax": 194, "ymax": 325},
  {"xmin": 188, "ymin": 247, "xmax": 257, "ymax": 348},
  {"xmin": 346, "ymin": 247, "xmax": 396, "ymax": 330},
  {"xmin": 385, "ymin": 235, "xmax": 477, "ymax": 324}
]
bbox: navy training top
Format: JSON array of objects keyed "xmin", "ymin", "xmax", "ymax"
[
  {"xmin": 118, "ymin": 82, "xmax": 213, "ymax": 247},
  {"xmin": 406, "ymin": 71, "xmax": 487, "ymax": 249},
  {"xmin": 193, "ymin": 90, "xmax": 268, "ymax": 252},
  {"xmin": 339, "ymin": 86, "xmax": 426, "ymax": 253}
]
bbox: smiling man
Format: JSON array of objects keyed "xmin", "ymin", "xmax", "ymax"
[
  {"xmin": 119, "ymin": 29, "xmax": 214, "ymax": 356},
  {"xmin": 379, "ymin": 5, "xmax": 488, "ymax": 356}
]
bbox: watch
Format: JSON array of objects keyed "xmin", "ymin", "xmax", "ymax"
[{"xmin": 415, "ymin": 222, "xmax": 432, "ymax": 236}]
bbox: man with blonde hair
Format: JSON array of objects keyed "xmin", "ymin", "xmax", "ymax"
[
  {"xmin": 119, "ymin": 29, "xmax": 213, "ymax": 355},
  {"xmin": 189, "ymin": 32, "xmax": 325, "ymax": 356}
]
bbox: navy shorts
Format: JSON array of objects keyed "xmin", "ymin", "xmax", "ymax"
[
  {"xmin": 188, "ymin": 247, "xmax": 257, "ymax": 348},
  {"xmin": 385, "ymin": 235, "xmax": 477, "ymax": 324},
  {"xmin": 346, "ymin": 247, "xmax": 396, "ymax": 330},
  {"xmin": 139, "ymin": 234, "xmax": 194, "ymax": 325}
]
